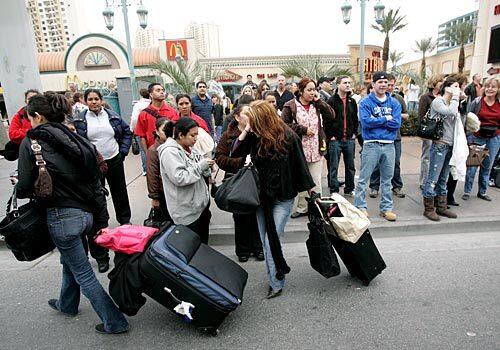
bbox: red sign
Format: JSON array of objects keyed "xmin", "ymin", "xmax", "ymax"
[
  {"xmin": 216, "ymin": 70, "xmax": 242, "ymax": 82},
  {"xmin": 356, "ymin": 58, "xmax": 383, "ymax": 73},
  {"xmin": 494, "ymin": 4, "xmax": 500, "ymax": 15},
  {"xmin": 166, "ymin": 40, "xmax": 188, "ymax": 61}
]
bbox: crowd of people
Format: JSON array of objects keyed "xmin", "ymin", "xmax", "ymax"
[{"xmin": 0, "ymin": 69, "xmax": 498, "ymax": 333}]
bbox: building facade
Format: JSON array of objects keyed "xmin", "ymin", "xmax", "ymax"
[
  {"xmin": 26, "ymin": 0, "xmax": 82, "ymax": 53},
  {"xmin": 185, "ymin": 22, "xmax": 220, "ymax": 58},
  {"xmin": 470, "ymin": 0, "xmax": 500, "ymax": 78},
  {"xmin": 437, "ymin": 11, "xmax": 478, "ymax": 53},
  {"xmin": 134, "ymin": 28, "xmax": 165, "ymax": 48}
]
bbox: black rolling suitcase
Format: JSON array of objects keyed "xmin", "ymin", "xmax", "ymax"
[
  {"xmin": 328, "ymin": 229, "xmax": 386, "ymax": 286},
  {"xmin": 140, "ymin": 224, "xmax": 248, "ymax": 335}
]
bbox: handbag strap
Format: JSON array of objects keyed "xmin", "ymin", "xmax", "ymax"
[{"xmin": 30, "ymin": 139, "xmax": 47, "ymax": 173}]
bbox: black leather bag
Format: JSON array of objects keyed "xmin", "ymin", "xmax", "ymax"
[
  {"xmin": 0, "ymin": 187, "xmax": 54, "ymax": 261},
  {"xmin": 418, "ymin": 110, "xmax": 444, "ymax": 140},
  {"xmin": 305, "ymin": 196, "xmax": 340, "ymax": 278},
  {"xmin": 131, "ymin": 137, "xmax": 140, "ymax": 155},
  {"xmin": 214, "ymin": 164, "xmax": 260, "ymax": 214}
]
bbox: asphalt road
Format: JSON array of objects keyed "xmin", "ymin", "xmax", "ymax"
[{"xmin": 0, "ymin": 230, "xmax": 499, "ymax": 350}]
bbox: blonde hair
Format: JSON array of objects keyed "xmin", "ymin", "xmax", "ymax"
[
  {"xmin": 482, "ymin": 77, "xmax": 499, "ymax": 100},
  {"xmin": 241, "ymin": 85, "xmax": 255, "ymax": 97},
  {"xmin": 426, "ymin": 74, "xmax": 444, "ymax": 90}
]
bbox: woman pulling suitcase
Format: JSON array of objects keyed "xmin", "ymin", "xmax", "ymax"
[
  {"xmin": 231, "ymin": 101, "xmax": 315, "ymax": 299},
  {"xmin": 158, "ymin": 117, "xmax": 214, "ymax": 243}
]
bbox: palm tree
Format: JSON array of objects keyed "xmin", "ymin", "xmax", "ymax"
[
  {"xmin": 442, "ymin": 21, "xmax": 475, "ymax": 73},
  {"xmin": 389, "ymin": 50, "xmax": 404, "ymax": 71},
  {"xmin": 371, "ymin": 8, "xmax": 408, "ymax": 71},
  {"xmin": 150, "ymin": 60, "xmax": 219, "ymax": 94},
  {"xmin": 280, "ymin": 55, "xmax": 352, "ymax": 81},
  {"xmin": 414, "ymin": 37, "xmax": 436, "ymax": 80}
]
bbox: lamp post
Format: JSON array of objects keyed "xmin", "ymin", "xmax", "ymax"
[
  {"xmin": 102, "ymin": 0, "xmax": 149, "ymax": 100},
  {"xmin": 341, "ymin": 0, "xmax": 385, "ymax": 84}
]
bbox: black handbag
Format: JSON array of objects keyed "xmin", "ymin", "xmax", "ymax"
[
  {"xmin": 143, "ymin": 207, "xmax": 168, "ymax": 228},
  {"xmin": 418, "ymin": 110, "xmax": 444, "ymax": 140},
  {"xmin": 131, "ymin": 137, "xmax": 140, "ymax": 155},
  {"xmin": 305, "ymin": 196, "xmax": 340, "ymax": 278},
  {"xmin": 0, "ymin": 187, "xmax": 55, "ymax": 261},
  {"xmin": 214, "ymin": 164, "xmax": 260, "ymax": 214}
]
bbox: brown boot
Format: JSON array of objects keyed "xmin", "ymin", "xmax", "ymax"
[
  {"xmin": 423, "ymin": 197, "xmax": 440, "ymax": 221},
  {"xmin": 435, "ymin": 195, "xmax": 457, "ymax": 218}
]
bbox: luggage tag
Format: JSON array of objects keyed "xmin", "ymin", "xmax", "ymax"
[{"xmin": 164, "ymin": 287, "xmax": 195, "ymax": 322}]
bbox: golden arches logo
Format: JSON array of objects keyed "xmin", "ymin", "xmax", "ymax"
[{"xmin": 166, "ymin": 40, "xmax": 187, "ymax": 60}]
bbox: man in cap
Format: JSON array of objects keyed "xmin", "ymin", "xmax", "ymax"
[
  {"xmin": 318, "ymin": 76, "xmax": 334, "ymax": 102},
  {"xmin": 354, "ymin": 71, "xmax": 402, "ymax": 221}
]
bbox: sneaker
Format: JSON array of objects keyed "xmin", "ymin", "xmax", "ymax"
[
  {"xmin": 462, "ymin": 193, "xmax": 470, "ymax": 200},
  {"xmin": 392, "ymin": 188, "xmax": 406, "ymax": 198},
  {"xmin": 369, "ymin": 189, "xmax": 379, "ymax": 198},
  {"xmin": 489, "ymin": 179, "xmax": 495, "ymax": 187},
  {"xmin": 95, "ymin": 323, "xmax": 129, "ymax": 334},
  {"xmin": 380, "ymin": 211, "xmax": 397, "ymax": 221},
  {"xmin": 344, "ymin": 191, "xmax": 354, "ymax": 197},
  {"xmin": 477, "ymin": 193, "xmax": 492, "ymax": 201}
]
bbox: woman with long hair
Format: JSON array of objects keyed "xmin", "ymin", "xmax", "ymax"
[
  {"xmin": 463, "ymin": 76, "xmax": 500, "ymax": 201},
  {"xmin": 158, "ymin": 117, "xmax": 214, "ymax": 243},
  {"xmin": 282, "ymin": 77, "xmax": 335, "ymax": 218},
  {"xmin": 255, "ymin": 81, "xmax": 271, "ymax": 100},
  {"xmin": 146, "ymin": 117, "xmax": 171, "ymax": 223},
  {"xmin": 232, "ymin": 101, "xmax": 314, "ymax": 299},
  {"xmin": 16, "ymin": 92, "xmax": 129, "ymax": 334},
  {"xmin": 422, "ymin": 78, "xmax": 463, "ymax": 221},
  {"xmin": 172, "ymin": 93, "xmax": 210, "ymax": 134},
  {"xmin": 215, "ymin": 105, "xmax": 264, "ymax": 262}
]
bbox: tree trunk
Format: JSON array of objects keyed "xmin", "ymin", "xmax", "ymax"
[
  {"xmin": 458, "ymin": 45, "xmax": 465, "ymax": 73},
  {"xmin": 383, "ymin": 35, "xmax": 390, "ymax": 71},
  {"xmin": 421, "ymin": 54, "xmax": 426, "ymax": 80}
]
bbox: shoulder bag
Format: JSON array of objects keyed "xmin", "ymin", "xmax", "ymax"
[
  {"xmin": 0, "ymin": 186, "xmax": 54, "ymax": 261},
  {"xmin": 466, "ymin": 144, "xmax": 489, "ymax": 167},
  {"xmin": 417, "ymin": 110, "xmax": 444, "ymax": 140},
  {"xmin": 214, "ymin": 163, "xmax": 260, "ymax": 214}
]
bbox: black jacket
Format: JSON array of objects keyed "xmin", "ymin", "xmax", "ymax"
[
  {"xmin": 73, "ymin": 108, "xmax": 132, "ymax": 158},
  {"xmin": 16, "ymin": 123, "xmax": 109, "ymax": 229},
  {"xmin": 326, "ymin": 92, "xmax": 359, "ymax": 140},
  {"xmin": 274, "ymin": 89, "xmax": 295, "ymax": 111},
  {"xmin": 231, "ymin": 128, "xmax": 315, "ymax": 201}
]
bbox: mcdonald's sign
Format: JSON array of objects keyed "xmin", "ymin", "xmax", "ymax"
[{"xmin": 166, "ymin": 40, "xmax": 188, "ymax": 61}]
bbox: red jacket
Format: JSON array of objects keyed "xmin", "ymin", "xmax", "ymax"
[
  {"xmin": 8, "ymin": 107, "xmax": 32, "ymax": 144},
  {"xmin": 171, "ymin": 111, "xmax": 210, "ymax": 134}
]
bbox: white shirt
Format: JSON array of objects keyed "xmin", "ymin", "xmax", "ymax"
[
  {"xmin": 130, "ymin": 98, "xmax": 151, "ymax": 132},
  {"xmin": 407, "ymin": 84, "xmax": 420, "ymax": 102},
  {"xmin": 86, "ymin": 109, "xmax": 119, "ymax": 160}
]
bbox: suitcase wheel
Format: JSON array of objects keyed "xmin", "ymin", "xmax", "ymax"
[{"xmin": 200, "ymin": 327, "xmax": 219, "ymax": 337}]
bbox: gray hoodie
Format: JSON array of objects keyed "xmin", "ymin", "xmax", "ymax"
[
  {"xmin": 430, "ymin": 96, "xmax": 460, "ymax": 146},
  {"xmin": 158, "ymin": 138, "xmax": 211, "ymax": 225}
]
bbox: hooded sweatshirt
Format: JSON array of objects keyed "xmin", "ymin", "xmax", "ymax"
[
  {"xmin": 358, "ymin": 92, "xmax": 402, "ymax": 142},
  {"xmin": 158, "ymin": 137, "xmax": 211, "ymax": 225}
]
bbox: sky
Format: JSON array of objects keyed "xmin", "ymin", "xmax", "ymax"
[{"xmin": 81, "ymin": 0, "xmax": 480, "ymax": 64}]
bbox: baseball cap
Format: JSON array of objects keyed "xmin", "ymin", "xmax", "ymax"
[
  {"xmin": 318, "ymin": 76, "xmax": 332, "ymax": 85},
  {"xmin": 372, "ymin": 71, "xmax": 388, "ymax": 82}
]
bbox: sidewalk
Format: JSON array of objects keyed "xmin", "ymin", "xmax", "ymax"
[
  {"xmin": 1, "ymin": 137, "xmax": 498, "ymax": 245},
  {"xmin": 112, "ymin": 137, "xmax": 500, "ymax": 245}
]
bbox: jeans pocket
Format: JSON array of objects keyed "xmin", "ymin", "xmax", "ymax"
[{"xmin": 48, "ymin": 216, "xmax": 85, "ymax": 242}]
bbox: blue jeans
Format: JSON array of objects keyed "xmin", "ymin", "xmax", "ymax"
[
  {"xmin": 370, "ymin": 139, "xmax": 403, "ymax": 190},
  {"xmin": 328, "ymin": 139, "xmax": 356, "ymax": 193},
  {"xmin": 47, "ymin": 208, "xmax": 128, "ymax": 333},
  {"xmin": 464, "ymin": 134, "xmax": 500, "ymax": 195},
  {"xmin": 137, "ymin": 136, "xmax": 147, "ymax": 172},
  {"xmin": 215, "ymin": 126, "xmax": 223, "ymax": 142},
  {"xmin": 255, "ymin": 199, "xmax": 294, "ymax": 292},
  {"xmin": 422, "ymin": 143, "xmax": 453, "ymax": 198},
  {"xmin": 408, "ymin": 101, "xmax": 418, "ymax": 112},
  {"xmin": 354, "ymin": 142, "xmax": 395, "ymax": 212}
]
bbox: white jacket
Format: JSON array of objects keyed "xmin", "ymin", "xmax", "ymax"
[{"xmin": 449, "ymin": 116, "xmax": 469, "ymax": 181}]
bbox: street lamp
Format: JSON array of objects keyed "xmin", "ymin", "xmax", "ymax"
[
  {"xmin": 341, "ymin": 0, "xmax": 385, "ymax": 84},
  {"xmin": 102, "ymin": 0, "xmax": 149, "ymax": 100}
]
